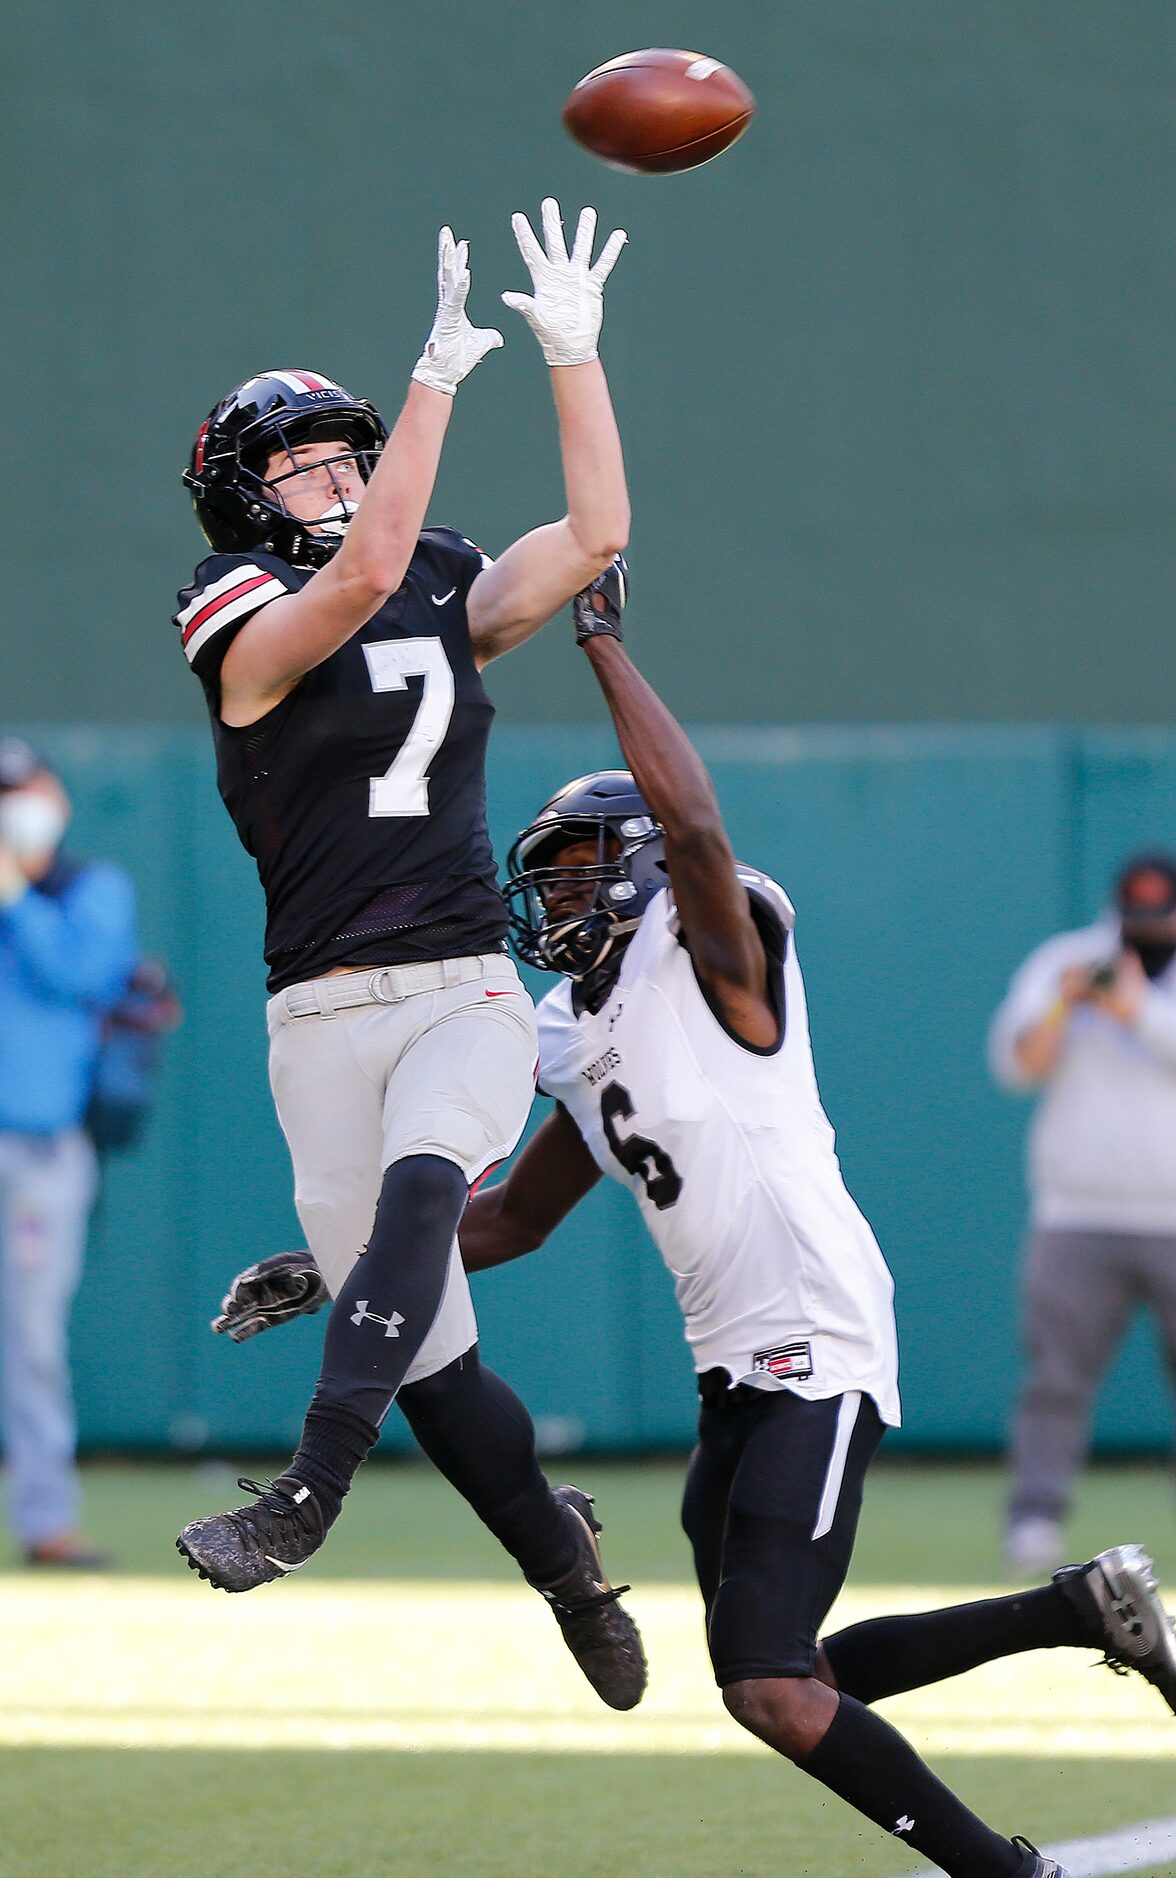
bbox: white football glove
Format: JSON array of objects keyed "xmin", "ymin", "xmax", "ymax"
[
  {"xmin": 412, "ymin": 226, "xmax": 504, "ymax": 396},
  {"xmin": 501, "ymin": 198, "xmax": 627, "ymax": 367}
]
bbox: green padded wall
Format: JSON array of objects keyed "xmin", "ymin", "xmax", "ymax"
[
  {"xmin": 11, "ymin": 722, "xmax": 1169, "ymax": 1457},
  {"xmin": 3, "ymin": 3, "xmax": 1174, "ymax": 725}
]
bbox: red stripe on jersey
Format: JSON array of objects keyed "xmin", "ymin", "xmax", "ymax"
[
  {"xmin": 468, "ymin": 1158, "xmax": 505, "ymax": 1198},
  {"xmin": 181, "ymin": 572, "xmax": 275, "ymax": 645}
]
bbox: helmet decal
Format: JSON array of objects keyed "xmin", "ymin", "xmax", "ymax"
[{"xmin": 238, "ymin": 369, "xmax": 346, "ymax": 402}]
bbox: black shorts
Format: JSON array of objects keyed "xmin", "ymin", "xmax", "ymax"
[{"xmin": 680, "ymin": 1378, "xmax": 885, "ymax": 1687}]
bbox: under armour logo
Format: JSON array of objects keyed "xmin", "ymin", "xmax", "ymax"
[
  {"xmin": 350, "ymin": 1300, "xmax": 405, "ymax": 1337},
  {"xmin": 608, "ymin": 1001, "xmax": 624, "ymax": 1030},
  {"xmin": 893, "ymin": 1817, "xmax": 915, "ymax": 1837},
  {"xmin": 1111, "ymin": 1592, "xmax": 1143, "ymax": 1636}
]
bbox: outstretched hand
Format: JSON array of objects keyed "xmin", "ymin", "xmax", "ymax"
[
  {"xmin": 502, "ymin": 197, "xmax": 627, "ymax": 366},
  {"xmin": 574, "ymin": 555, "xmax": 629, "ymax": 646},
  {"xmin": 412, "ymin": 226, "xmax": 504, "ymax": 396}
]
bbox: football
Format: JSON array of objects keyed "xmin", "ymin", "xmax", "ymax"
[{"xmin": 562, "ymin": 49, "xmax": 755, "ymax": 175}]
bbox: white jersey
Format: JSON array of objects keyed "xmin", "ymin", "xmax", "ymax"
[{"xmin": 535, "ymin": 870, "xmax": 901, "ymax": 1427}]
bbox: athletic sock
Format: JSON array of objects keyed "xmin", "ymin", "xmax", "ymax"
[
  {"xmin": 802, "ymin": 1692, "xmax": 1026, "ymax": 1878},
  {"xmin": 287, "ymin": 1401, "xmax": 378, "ymax": 1530},
  {"xmin": 289, "ymin": 1153, "xmax": 469, "ymax": 1530},
  {"xmin": 398, "ymin": 1346, "xmax": 577, "ymax": 1584},
  {"xmin": 822, "ymin": 1584, "xmax": 1085, "ymax": 1705}
]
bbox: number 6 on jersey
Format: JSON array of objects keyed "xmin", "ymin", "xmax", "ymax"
[{"xmin": 362, "ymin": 638, "xmax": 455, "ymax": 817}]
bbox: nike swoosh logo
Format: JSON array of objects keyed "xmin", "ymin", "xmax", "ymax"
[
  {"xmin": 431, "ymin": 587, "xmax": 457, "ymax": 606},
  {"xmin": 264, "ymin": 1554, "xmax": 308, "ymax": 1573},
  {"xmin": 485, "ymin": 988, "xmax": 515, "ymax": 999}
]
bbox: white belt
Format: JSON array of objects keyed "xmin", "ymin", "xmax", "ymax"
[{"xmin": 279, "ymin": 953, "xmax": 508, "ymax": 1020}]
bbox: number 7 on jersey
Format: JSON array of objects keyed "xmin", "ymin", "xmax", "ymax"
[{"xmin": 362, "ymin": 638, "xmax": 455, "ymax": 817}]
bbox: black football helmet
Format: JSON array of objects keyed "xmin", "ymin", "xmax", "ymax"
[
  {"xmin": 182, "ymin": 369, "xmax": 388, "ymax": 568},
  {"xmin": 505, "ymin": 771, "xmax": 668, "ymax": 983}
]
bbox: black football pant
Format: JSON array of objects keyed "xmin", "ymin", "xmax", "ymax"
[{"xmin": 681, "ymin": 1378, "xmax": 1085, "ymax": 1878}]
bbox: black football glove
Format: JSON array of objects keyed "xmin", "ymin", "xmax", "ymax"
[
  {"xmin": 573, "ymin": 553, "xmax": 628, "ymax": 646},
  {"xmin": 211, "ymin": 1248, "xmax": 330, "ymax": 1343}
]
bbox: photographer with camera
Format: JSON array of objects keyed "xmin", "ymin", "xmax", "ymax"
[{"xmin": 989, "ymin": 853, "xmax": 1176, "ymax": 1573}]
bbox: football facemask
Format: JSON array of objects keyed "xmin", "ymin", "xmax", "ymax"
[
  {"xmin": 183, "ymin": 371, "xmax": 388, "ymax": 568},
  {"xmin": 505, "ymin": 771, "xmax": 667, "ymax": 981}
]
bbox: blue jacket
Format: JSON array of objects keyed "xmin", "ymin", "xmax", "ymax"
[{"xmin": 0, "ymin": 855, "xmax": 139, "ymax": 1133}]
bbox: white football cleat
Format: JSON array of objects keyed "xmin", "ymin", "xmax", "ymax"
[{"xmin": 1054, "ymin": 1542, "xmax": 1176, "ymax": 1715}]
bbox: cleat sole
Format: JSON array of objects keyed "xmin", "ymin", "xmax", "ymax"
[{"xmin": 176, "ymin": 1535, "xmax": 238, "ymax": 1593}]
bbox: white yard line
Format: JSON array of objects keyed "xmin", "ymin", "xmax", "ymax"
[{"xmin": 891, "ymin": 1816, "xmax": 1176, "ymax": 1878}]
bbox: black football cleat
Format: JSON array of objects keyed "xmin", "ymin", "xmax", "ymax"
[
  {"xmin": 532, "ymin": 1485, "xmax": 648, "ymax": 1711},
  {"xmin": 176, "ymin": 1475, "xmax": 324, "ymax": 1592},
  {"xmin": 1054, "ymin": 1542, "xmax": 1176, "ymax": 1716},
  {"xmin": 1012, "ymin": 1835, "xmax": 1070, "ymax": 1877}
]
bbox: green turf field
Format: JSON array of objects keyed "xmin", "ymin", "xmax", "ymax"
[{"xmin": 0, "ymin": 1459, "xmax": 1172, "ymax": 1877}]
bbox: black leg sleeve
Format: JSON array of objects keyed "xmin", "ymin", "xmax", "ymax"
[
  {"xmin": 802, "ymin": 1694, "xmax": 1026, "ymax": 1878},
  {"xmin": 822, "ymin": 1585, "xmax": 1085, "ymax": 1705},
  {"xmin": 290, "ymin": 1154, "xmax": 468, "ymax": 1527},
  {"xmin": 398, "ymin": 1345, "xmax": 577, "ymax": 1585}
]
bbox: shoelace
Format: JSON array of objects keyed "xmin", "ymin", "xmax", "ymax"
[
  {"xmin": 551, "ymin": 1582, "xmax": 631, "ymax": 1618},
  {"xmin": 231, "ymin": 1476, "xmax": 307, "ymax": 1546}
]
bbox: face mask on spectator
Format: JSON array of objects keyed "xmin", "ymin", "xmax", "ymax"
[{"xmin": 0, "ymin": 790, "xmax": 68, "ymax": 859}]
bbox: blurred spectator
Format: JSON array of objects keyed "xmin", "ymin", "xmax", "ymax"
[
  {"xmin": 989, "ymin": 852, "xmax": 1176, "ymax": 1574},
  {"xmin": 86, "ymin": 956, "xmax": 182, "ymax": 1157},
  {"xmin": 0, "ymin": 738, "xmax": 138, "ymax": 1566}
]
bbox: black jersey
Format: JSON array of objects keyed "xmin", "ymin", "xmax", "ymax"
[{"xmin": 173, "ymin": 527, "xmax": 508, "ymax": 990}]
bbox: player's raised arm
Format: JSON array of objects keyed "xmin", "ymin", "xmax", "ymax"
[
  {"xmin": 467, "ymin": 200, "xmax": 630, "ymax": 666},
  {"xmin": 574, "ymin": 567, "xmax": 779, "ymax": 1049},
  {"xmin": 216, "ymin": 230, "xmax": 502, "ymax": 724},
  {"xmin": 460, "ymin": 1104, "xmax": 603, "ymax": 1272}
]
